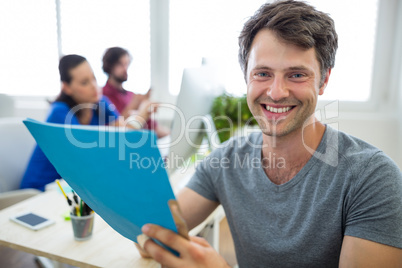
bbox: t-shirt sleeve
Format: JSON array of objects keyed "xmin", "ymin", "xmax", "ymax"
[
  {"xmin": 46, "ymin": 103, "xmax": 80, "ymax": 125},
  {"xmin": 100, "ymin": 96, "xmax": 120, "ymax": 124},
  {"xmin": 186, "ymin": 150, "xmax": 222, "ymax": 203},
  {"xmin": 344, "ymin": 151, "xmax": 402, "ymax": 248}
]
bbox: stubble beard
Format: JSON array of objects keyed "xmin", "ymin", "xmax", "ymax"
[{"xmin": 112, "ymin": 74, "xmax": 128, "ymax": 84}]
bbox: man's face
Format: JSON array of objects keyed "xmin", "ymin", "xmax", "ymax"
[
  {"xmin": 246, "ymin": 29, "xmax": 329, "ymax": 138},
  {"xmin": 110, "ymin": 54, "xmax": 131, "ymax": 83}
]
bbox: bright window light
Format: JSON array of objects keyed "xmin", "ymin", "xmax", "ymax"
[
  {"xmin": 0, "ymin": 0, "xmax": 59, "ymax": 96},
  {"xmin": 169, "ymin": 0, "xmax": 267, "ymax": 96},
  {"xmin": 0, "ymin": 0, "xmax": 150, "ymax": 97},
  {"xmin": 0, "ymin": 0, "xmax": 381, "ymax": 103},
  {"xmin": 60, "ymin": 0, "xmax": 150, "ymax": 95},
  {"xmin": 307, "ymin": 0, "xmax": 379, "ymax": 102},
  {"xmin": 169, "ymin": 0, "xmax": 379, "ymax": 102}
]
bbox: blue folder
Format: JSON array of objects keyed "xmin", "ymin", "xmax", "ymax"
[{"xmin": 23, "ymin": 118, "xmax": 177, "ymax": 243}]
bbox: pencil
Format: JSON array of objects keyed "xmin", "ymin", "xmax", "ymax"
[
  {"xmin": 56, "ymin": 179, "xmax": 72, "ymax": 206},
  {"xmin": 75, "ymin": 205, "xmax": 80, "ymax": 217}
]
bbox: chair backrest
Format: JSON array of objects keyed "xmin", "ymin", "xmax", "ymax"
[
  {"xmin": 0, "ymin": 94, "xmax": 15, "ymax": 118},
  {"xmin": 0, "ymin": 118, "xmax": 36, "ymax": 193}
]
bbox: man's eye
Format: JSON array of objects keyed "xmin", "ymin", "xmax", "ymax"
[
  {"xmin": 291, "ymin": 73, "xmax": 304, "ymax": 78},
  {"xmin": 256, "ymin": 72, "xmax": 269, "ymax": 77}
]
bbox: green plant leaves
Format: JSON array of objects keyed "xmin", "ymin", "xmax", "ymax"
[{"xmin": 210, "ymin": 93, "xmax": 257, "ymax": 142}]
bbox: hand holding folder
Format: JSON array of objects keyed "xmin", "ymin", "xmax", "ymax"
[{"xmin": 135, "ymin": 200, "xmax": 190, "ymax": 258}]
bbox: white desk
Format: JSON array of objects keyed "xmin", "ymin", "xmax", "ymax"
[
  {"xmin": 0, "ymin": 165, "xmax": 224, "ymax": 267},
  {"xmin": 0, "ymin": 190, "xmax": 159, "ymax": 268}
]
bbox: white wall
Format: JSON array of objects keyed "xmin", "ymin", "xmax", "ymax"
[{"xmin": 337, "ymin": 116, "xmax": 400, "ymax": 168}]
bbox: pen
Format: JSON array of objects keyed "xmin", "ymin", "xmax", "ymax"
[
  {"xmin": 83, "ymin": 202, "xmax": 93, "ymax": 216},
  {"xmin": 56, "ymin": 179, "xmax": 72, "ymax": 206},
  {"xmin": 80, "ymin": 199, "xmax": 83, "ymax": 216},
  {"xmin": 72, "ymin": 190, "xmax": 79, "ymax": 205}
]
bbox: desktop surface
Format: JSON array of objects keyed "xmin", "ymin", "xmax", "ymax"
[{"xmin": 0, "ymin": 190, "xmax": 158, "ymax": 268}]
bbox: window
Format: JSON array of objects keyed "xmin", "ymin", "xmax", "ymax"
[
  {"xmin": 169, "ymin": 0, "xmax": 267, "ymax": 96},
  {"xmin": 0, "ymin": 0, "xmax": 59, "ymax": 96},
  {"xmin": 307, "ymin": 0, "xmax": 379, "ymax": 102},
  {"xmin": 0, "ymin": 0, "xmax": 384, "ymax": 103},
  {"xmin": 169, "ymin": 0, "xmax": 379, "ymax": 102},
  {"xmin": 0, "ymin": 0, "xmax": 150, "ymax": 97},
  {"xmin": 60, "ymin": 0, "xmax": 150, "ymax": 95}
]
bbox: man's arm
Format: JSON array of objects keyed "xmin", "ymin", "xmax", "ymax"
[
  {"xmin": 339, "ymin": 236, "xmax": 402, "ymax": 267},
  {"xmin": 177, "ymin": 187, "xmax": 220, "ymax": 230},
  {"xmin": 121, "ymin": 94, "xmax": 141, "ymax": 118},
  {"xmin": 122, "ymin": 89, "xmax": 152, "ymax": 119}
]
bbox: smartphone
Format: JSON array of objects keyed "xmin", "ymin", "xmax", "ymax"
[{"xmin": 10, "ymin": 212, "xmax": 55, "ymax": 231}]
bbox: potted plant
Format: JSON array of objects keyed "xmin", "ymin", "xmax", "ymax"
[{"xmin": 210, "ymin": 93, "xmax": 258, "ymax": 142}]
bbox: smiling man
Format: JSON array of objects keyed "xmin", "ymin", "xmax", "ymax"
[{"xmin": 138, "ymin": 1, "xmax": 402, "ymax": 267}]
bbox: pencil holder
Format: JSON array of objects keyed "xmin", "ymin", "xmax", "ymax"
[{"xmin": 70, "ymin": 213, "xmax": 95, "ymax": 241}]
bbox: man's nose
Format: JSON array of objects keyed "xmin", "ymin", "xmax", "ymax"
[{"xmin": 267, "ymin": 76, "xmax": 289, "ymax": 101}]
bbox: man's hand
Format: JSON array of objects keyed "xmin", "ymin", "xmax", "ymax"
[
  {"xmin": 136, "ymin": 88, "xmax": 152, "ymax": 103},
  {"xmin": 139, "ymin": 224, "xmax": 230, "ymax": 268},
  {"xmin": 136, "ymin": 100, "xmax": 158, "ymax": 123}
]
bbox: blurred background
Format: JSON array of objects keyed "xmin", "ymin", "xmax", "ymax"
[{"xmin": 0, "ymin": 0, "xmax": 401, "ymax": 168}]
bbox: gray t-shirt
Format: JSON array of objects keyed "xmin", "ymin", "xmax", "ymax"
[{"xmin": 187, "ymin": 125, "xmax": 402, "ymax": 267}]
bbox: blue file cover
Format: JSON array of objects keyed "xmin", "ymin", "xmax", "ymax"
[{"xmin": 23, "ymin": 118, "xmax": 177, "ymax": 243}]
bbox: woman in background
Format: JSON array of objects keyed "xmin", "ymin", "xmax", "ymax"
[{"xmin": 20, "ymin": 54, "xmax": 131, "ymax": 191}]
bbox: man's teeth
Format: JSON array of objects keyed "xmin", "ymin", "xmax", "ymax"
[{"xmin": 265, "ymin": 105, "xmax": 292, "ymax": 113}]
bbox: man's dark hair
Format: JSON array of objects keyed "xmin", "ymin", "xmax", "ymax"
[
  {"xmin": 102, "ymin": 47, "xmax": 130, "ymax": 75},
  {"xmin": 59, "ymin": 54, "xmax": 87, "ymax": 84},
  {"xmin": 238, "ymin": 0, "xmax": 338, "ymax": 85}
]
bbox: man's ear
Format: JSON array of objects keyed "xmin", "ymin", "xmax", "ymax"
[
  {"xmin": 61, "ymin": 82, "xmax": 72, "ymax": 95},
  {"xmin": 318, "ymin": 68, "xmax": 331, "ymax": 95}
]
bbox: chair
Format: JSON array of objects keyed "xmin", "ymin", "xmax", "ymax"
[
  {"xmin": 0, "ymin": 94, "xmax": 15, "ymax": 118},
  {"xmin": 0, "ymin": 117, "xmax": 40, "ymax": 210}
]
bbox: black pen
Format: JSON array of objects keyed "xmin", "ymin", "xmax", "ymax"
[
  {"xmin": 72, "ymin": 190, "xmax": 79, "ymax": 205},
  {"xmin": 83, "ymin": 202, "xmax": 93, "ymax": 216}
]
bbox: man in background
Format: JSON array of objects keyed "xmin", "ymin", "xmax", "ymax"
[{"xmin": 102, "ymin": 47, "xmax": 169, "ymax": 137}]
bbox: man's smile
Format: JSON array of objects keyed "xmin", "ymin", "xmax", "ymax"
[
  {"xmin": 263, "ymin": 104, "xmax": 296, "ymax": 114},
  {"xmin": 259, "ymin": 103, "xmax": 297, "ymax": 121}
]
